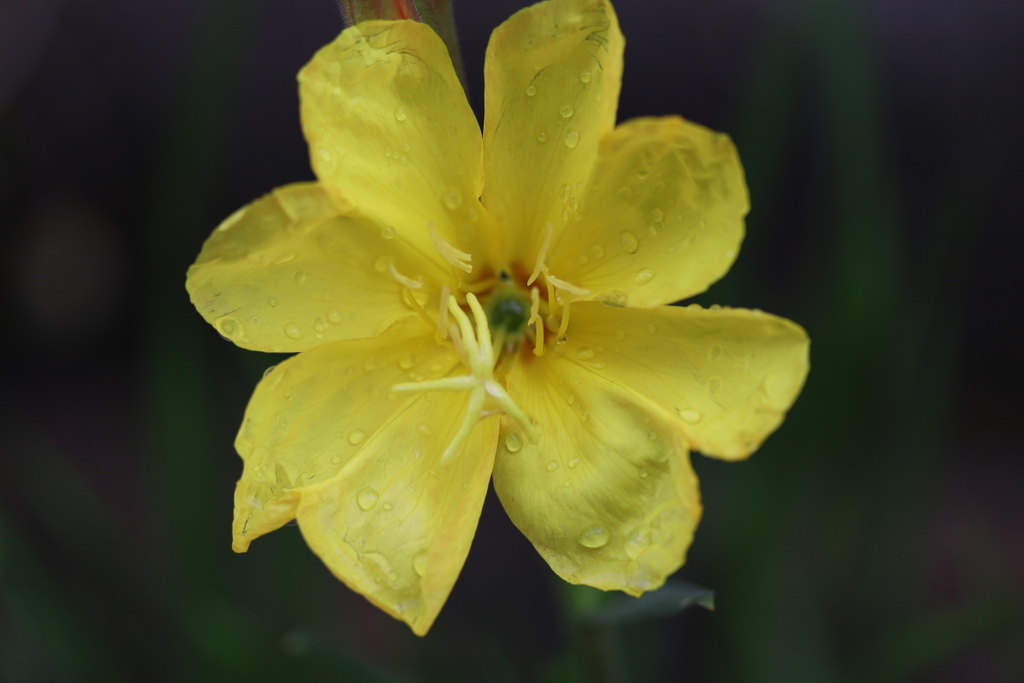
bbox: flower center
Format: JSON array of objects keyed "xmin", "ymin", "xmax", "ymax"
[
  {"xmin": 391, "ymin": 291, "xmax": 538, "ymax": 463},
  {"xmin": 484, "ymin": 276, "xmax": 530, "ymax": 341},
  {"xmin": 382, "ymin": 219, "xmax": 592, "ymax": 462}
]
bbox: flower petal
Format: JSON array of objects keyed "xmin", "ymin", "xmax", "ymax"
[
  {"xmin": 483, "ymin": 0, "xmax": 624, "ymax": 268},
  {"xmin": 232, "ymin": 318, "xmax": 497, "ymax": 635},
  {"xmin": 558, "ymin": 302, "xmax": 810, "ymax": 460},
  {"xmin": 494, "ymin": 350, "xmax": 701, "ymax": 595},
  {"xmin": 299, "ymin": 21, "xmax": 497, "ymax": 265},
  {"xmin": 548, "ymin": 117, "xmax": 749, "ymax": 307},
  {"xmin": 186, "ymin": 182, "xmax": 445, "ymax": 352}
]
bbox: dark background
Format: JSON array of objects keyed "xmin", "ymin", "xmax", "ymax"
[{"xmin": 1, "ymin": 0, "xmax": 1022, "ymax": 681}]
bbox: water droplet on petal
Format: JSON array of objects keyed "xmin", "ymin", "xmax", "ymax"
[
  {"xmin": 394, "ymin": 107, "xmax": 407, "ymax": 122},
  {"xmin": 638, "ymin": 467, "xmax": 649, "ymax": 478},
  {"xmin": 268, "ymin": 297, "xmax": 278, "ymax": 307},
  {"xmin": 679, "ymin": 408, "xmax": 702, "ymax": 423},
  {"xmin": 273, "ymin": 251, "xmax": 296, "ymax": 265},
  {"xmin": 546, "ymin": 460, "xmax": 559, "ymax": 472},
  {"xmin": 590, "ymin": 244, "xmax": 605, "ymax": 259},
  {"xmin": 709, "ymin": 344, "xmax": 723, "ymax": 360},
  {"xmin": 578, "ymin": 527, "xmax": 610, "ymax": 548},
  {"xmin": 388, "ymin": 571, "xmax": 398, "ymax": 582},
  {"xmin": 327, "ymin": 309, "xmax": 341, "ymax": 324},
  {"xmin": 330, "ymin": 455, "xmax": 342, "ymax": 464},
  {"xmin": 649, "ymin": 208, "xmax": 664, "ymax": 223},
  {"xmin": 442, "ymin": 188, "xmax": 463, "ymax": 209},
  {"xmin": 537, "ymin": 131, "xmax": 547, "ymax": 142},
  {"xmin": 563, "ymin": 129, "xmax": 580, "ymax": 148},
  {"xmin": 284, "ymin": 323, "xmax": 303, "ymax": 340},
  {"xmin": 348, "ymin": 430, "xmax": 366, "ymax": 445},
  {"xmin": 579, "ymin": 70, "xmax": 592, "ymax": 83},
  {"xmin": 646, "ymin": 323, "xmax": 657, "ymax": 335},
  {"xmin": 620, "ymin": 231, "xmax": 639, "ymax": 254},
  {"xmin": 707, "ymin": 377, "xmax": 722, "ymax": 394},
  {"xmin": 647, "ymin": 430, "xmax": 658, "ymax": 441},
  {"xmin": 575, "ymin": 347, "xmax": 594, "ymax": 360},
  {"xmin": 559, "ymin": 104, "xmax": 574, "ymax": 118},
  {"xmin": 505, "ymin": 433, "xmax": 523, "ymax": 453},
  {"xmin": 357, "ymin": 487, "xmax": 378, "ymax": 511},
  {"xmin": 614, "ymin": 329, "xmax": 626, "ymax": 341},
  {"xmin": 417, "ymin": 424, "xmax": 432, "ymax": 436},
  {"xmin": 293, "ymin": 271, "xmax": 307, "ymax": 285},
  {"xmin": 413, "ymin": 550, "xmax": 428, "ymax": 576},
  {"xmin": 399, "ymin": 353, "xmax": 415, "ymax": 370},
  {"xmin": 525, "ymin": 85, "xmax": 537, "ymax": 96},
  {"xmin": 381, "ymin": 226, "xmax": 396, "ymax": 239},
  {"xmin": 374, "ymin": 255, "xmax": 392, "ymax": 272},
  {"xmin": 217, "ymin": 317, "xmax": 243, "ymax": 341},
  {"xmin": 382, "ymin": 501, "xmax": 393, "ymax": 510},
  {"xmin": 634, "ymin": 268, "xmax": 654, "ymax": 285},
  {"xmin": 568, "ymin": 457, "xmax": 580, "ymax": 469}
]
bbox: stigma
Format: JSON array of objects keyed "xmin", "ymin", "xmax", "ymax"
[{"xmin": 391, "ymin": 292, "xmax": 538, "ymax": 463}]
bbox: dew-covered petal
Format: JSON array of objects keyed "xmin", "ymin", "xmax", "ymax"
[
  {"xmin": 300, "ymin": 21, "xmax": 499, "ymax": 267},
  {"xmin": 547, "ymin": 117, "xmax": 748, "ymax": 307},
  {"xmin": 554, "ymin": 302, "xmax": 810, "ymax": 461},
  {"xmin": 232, "ymin": 318, "xmax": 497, "ymax": 635},
  {"xmin": 494, "ymin": 351, "xmax": 701, "ymax": 595},
  {"xmin": 482, "ymin": 0, "xmax": 623, "ymax": 268},
  {"xmin": 186, "ymin": 183, "xmax": 447, "ymax": 352}
]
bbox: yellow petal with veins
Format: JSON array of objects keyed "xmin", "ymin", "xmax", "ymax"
[
  {"xmin": 494, "ymin": 350, "xmax": 701, "ymax": 594},
  {"xmin": 555, "ymin": 302, "xmax": 810, "ymax": 460},
  {"xmin": 483, "ymin": 0, "xmax": 623, "ymax": 270},
  {"xmin": 232, "ymin": 317, "xmax": 496, "ymax": 635},
  {"xmin": 548, "ymin": 117, "xmax": 749, "ymax": 307},
  {"xmin": 300, "ymin": 20, "xmax": 502, "ymax": 270},
  {"xmin": 187, "ymin": 183, "xmax": 444, "ymax": 352}
]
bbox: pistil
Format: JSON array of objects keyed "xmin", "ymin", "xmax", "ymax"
[{"xmin": 392, "ymin": 293, "xmax": 538, "ymax": 463}]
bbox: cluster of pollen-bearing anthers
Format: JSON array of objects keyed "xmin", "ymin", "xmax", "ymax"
[
  {"xmin": 526, "ymin": 222, "xmax": 590, "ymax": 353},
  {"xmin": 392, "ymin": 293, "xmax": 539, "ymax": 463}
]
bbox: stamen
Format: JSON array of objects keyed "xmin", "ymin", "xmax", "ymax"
[
  {"xmin": 557, "ymin": 296, "xmax": 573, "ymax": 343},
  {"xmin": 428, "ymin": 221, "xmax": 472, "ymax": 273},
  {"xmin": 436, "ymin": 284, "xmax": 451, "ymax": 340},
  {"xmin": 389, "ymin": 262, "xmax": 422, "ymax": 289},
  {"xmin": 403, "ymin": 288, "xmax": 436, "ymax": 330},
  {"xmin": 527, "ymin": 222, "xmax": 553, "ymax": 286},
  {"xmin": 448, "ymin": 322, "xmax": 467, "ymax": 363},
  {"xmin": 462, "ymin": 277, "xmax": 499, "ymax": 294},
  {"xmin": 528, "ymin": 287, "xmax": 544, "ymax": 356},
  {"xmin": 545, "ymin": 277, "xmax": 557, "ymax": 314},
  {"xmin": 546, "ymin": 274, "xmax": 590, "ymax": 297}
]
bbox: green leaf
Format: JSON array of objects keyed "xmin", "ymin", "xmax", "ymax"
[{"xmin": 584, "ymin": 580, "xmax": 715, "ymax": 626}]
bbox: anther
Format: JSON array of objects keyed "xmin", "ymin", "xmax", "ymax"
[
  {"xmin": 428, "ymin": 221, "xmax": 473, "ymax": 273},
  {"xmin": 546, "ymin": 274, "xmax": 590, "ymax": 297},
  {"xmin": 389, "ymin": 262, "xmax": 423, "ymax": 289},
  {"xmin": 436, "ymin": 284, "xmax": 451, "ymax": 341},
  {"xmin": 528, "ymin": 287, "xmax": 544, "ymax": 356},
  {"xmin": 527, "ymin": 222, "xmax": 554, "ymax": 286}
]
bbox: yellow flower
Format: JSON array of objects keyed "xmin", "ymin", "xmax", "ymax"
[{"xmin": 186, "ymin": 0, "xmax": 809, "ymax": 635}]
